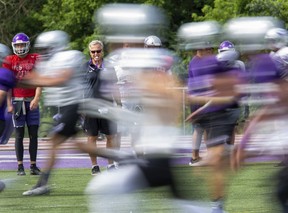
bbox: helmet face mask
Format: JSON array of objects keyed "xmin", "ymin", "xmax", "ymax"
[
  {"xmin": 218, "ymin": 41, "xmax": 235, "ymax": 53},
  {"xmin": 35, "ymin": 47, "xmax": 53, "ymax": 61},
  {"xmin": 34, "ymin": 30, "xmax": 69, "ymax": 60},
  {"xmin": 12, "ymin": 33, "xmax": 30, "ymax": 56},
  {"xmin": 265, "ymin": 28, "xmax": 288, "ymax": 51}
]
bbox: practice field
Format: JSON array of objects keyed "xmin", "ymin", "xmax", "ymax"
[{"xmin": 0, "ymin": 163, "xmax": 282, "ymax": 213}]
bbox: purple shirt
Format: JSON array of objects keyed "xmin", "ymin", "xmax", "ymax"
[
  {"xmin": 247, "ymin": 53, "xmax": 280, "ymax": 83},
  {"xmin": 187, "ymin": 55, "xmax": 239, "ymax": 114}
]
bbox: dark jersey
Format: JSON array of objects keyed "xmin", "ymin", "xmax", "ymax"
[
  {"xmin": 84, "ymin": 60, "xmax": 118, "ymax": 103},
  {"xmin": 84, "ymin": 61, "xmax": 102, "ymax": 99}
]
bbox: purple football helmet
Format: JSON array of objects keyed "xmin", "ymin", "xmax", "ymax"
[
  {"xmin": 11, "ymin": 32, "xmax": 30, "ymax": 56},
  {"xmin": 218, "ymin": 40, "xmax": 235, "ymax": 53}
]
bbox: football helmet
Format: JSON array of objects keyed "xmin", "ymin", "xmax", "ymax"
[
  {"xmin": 144, "ymin": 35, "xmax": 162, "ymax": 48},
  {"xmin": 223, "ymin": 17, "xmax": 284, "ymax": 52},
  {"xmin": 11, "ymin": 32, "xmax": 30, "ymax": 56},
  {"xmin": 95, "ymin": 3, "xmax": 168, "ymax": 44},
  {"xmin": 265, "ymin": 28, "xmax": 288, "ymax": 51},
  {"xmin": 34, "ymin": 30, "xmax": 69, "ymax": 60},
  {"xmin": 218, "ymin": 40, "xmax": 235, "ymax": 53},
  {"xmin": 273, "ymin": 46, "xmax": 288, "ymax": 70},
  {"xmin": 0, "ymin": 43, "xmax": 11, "ymax": 64},
  {"xmin": 177, "ymin": 21, "xmax": 221, "ymax": 50}
]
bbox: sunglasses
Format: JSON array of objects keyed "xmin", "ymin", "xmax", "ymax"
[{"xmin": 90, "ymin": 49, "xmax": 102, "ymax": 54}]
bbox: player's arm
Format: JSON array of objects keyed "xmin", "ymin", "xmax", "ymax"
[
  {"xmin": 186, "ymin": 95, "xmax": 236, "ymax": 105},
  {"xmin": 20, "ymin": 69, "xmax": 73, "ymax": 87}
]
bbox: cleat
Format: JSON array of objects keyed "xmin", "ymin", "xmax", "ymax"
[
  {"xmin": 211, "ymin": 199, "xmax": 226, "ymax": 213},
  {"xmin": 17, "ymin": 165, "xmax": 26, "ymax": 176},
  {"xmin": 91, "ymin": 165, "xmax": 101, "ymax": 175},
  {"xmin": 30, "ymin": 165, "xmax": 41, "ymax": 175},
  {"xmin": 275, "ymin": 160, "xmax": 288, "ymax": 167},
  {"xmin": 107, "ymin": 163, "xmax": 118, "ymax": 171},
  {"xmin": 23, "ymin": 185, "xmax": 50, "ymax": 196},
  {"xmin": 0, "ymin": 180, "xmax": 5, "ymax": 192},
  {"xmin": 189, "ymin": 157, "xmax": 202, "ymax": 167}
]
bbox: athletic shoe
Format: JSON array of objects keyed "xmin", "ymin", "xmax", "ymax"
[
  {"xmin": 107, "ymin": 163, "xmax": 118, "ymax": 171},
  {"xmin": 211, "ymin": 208, "xmax": 224, "ymax": 213},
  {"xmin": 275, "ymin": 160, "xmax": 288, "ymax": 167},
  {"xmin": 97, "ymin": 134, "xmax": 105, "ymax": 141},
  {"xmin": 22, "ymin": 185, "xmax": 50, "ymax": 196},
  {"xmin": 189, "ymin": 157, "xmax": 202, "ymax": 167},
  {"xmin": 91, "ymin": 165, "xmax": 101, "ymax": 175},
  {"xmin": 17, "ymin": 164, "xmax": 26, "ymax": 176},
  {"xmin": 30, "ymin": 165, "xmax": 41, "ymax": 175},
  {"xmin": 0, "ymin": 180, "xmax": 5, "ymax": 192},
  {"xmin": 211, "ymin": 199, "xmax": 224, "ymax": 213}
]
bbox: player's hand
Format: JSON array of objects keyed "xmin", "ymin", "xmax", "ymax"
[
  {"xmin": 30, "ymin": 99, "xmax": 39, "ymax": 110},
  {"xmin": 7, "ymin": 105, "xmax": 13, "ymax": 113}
]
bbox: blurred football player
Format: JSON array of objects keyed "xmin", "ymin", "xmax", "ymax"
[
  {"xmin": 22, "ymin": 30, "xmax": 86, "ymax": 196},
  {"xmin": 0, "ymin": 43, "xmax": 17, "ymax": 192}
]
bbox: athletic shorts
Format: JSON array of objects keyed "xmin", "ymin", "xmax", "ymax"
[
  {"xmin": 52, "ymin": 104, "xmax": 80, "ymax": 138},
  {"xmin": 84, "ymin": 117, "xmax": 117, "ymax": 136},
  {"xmin": 12, "ymin": 100, "xmax": 40, "ymax": 127},
  {"xmin": 138, "ymin": 156, "xmax": 179, "ymax": 197},
  {"xmin": 194, "ymin": 108, "xmax": 240, "ymax": 146}
]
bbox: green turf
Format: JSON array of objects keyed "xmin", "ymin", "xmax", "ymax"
[{"xmin": 0, "ymin": 163, "xmax": 283, "ymax": 213}]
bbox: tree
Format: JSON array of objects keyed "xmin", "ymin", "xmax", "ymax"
[
  {"xmin": 245, "ymin": 0, "xmax": 288, "ymax": 28},
  {"xmin": 33, "ymin": 0, "xmax": 101, "ymax": 51},
  {"xmin": 0, "ymin": 0, "xmax": 46, "ymax": 45},
  {"xmin": 192, "ymin": 0, "xmax": 240, "ymax": 23}
]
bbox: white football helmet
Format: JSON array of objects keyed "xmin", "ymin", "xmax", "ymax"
[
  {"xmin": 273, "ymin": 47, "xmax": 288, "ymax": 68},
  {"xmin": 0, "ymin": 43, "xmax": 11, "ymax": 64},
  {"xmin": 34, "ymin": 30, "xmax": 69, "ymax": 60},
  {"xmin": 177, "ymin": 21, "xmax": 221, "ymax": 50},
  {"xmin": 265, "ymin": 28, "xmax": 288, "ymax": 51},
  {"xmin": 144, "ymin": 35, "xmax": 162, "ymax": 48}
]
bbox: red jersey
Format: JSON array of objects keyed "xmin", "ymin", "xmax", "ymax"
[{"xmin": 3, "ymin": 53, "xmax": 39, "ymax": 98}]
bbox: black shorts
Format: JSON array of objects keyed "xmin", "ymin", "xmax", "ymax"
[
  {"xmin": 194, "ymin": 108, "xmax": 240, "ymax": 146},
  {"xmin": 84, "ymin": 117, "xmax": 117, "ymax": 136},
  {"xmin": 138, "ymin": 156, "xmax": 180, "ymax": 197},
  {"xmin": 52, "ymin": 104, "xmax": 80, "ymax": 138},
  {"xmin": 0, "ymin": 120, "xmax": 5, "ymax": 136}
]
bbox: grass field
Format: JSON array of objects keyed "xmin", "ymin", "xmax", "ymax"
[{"xmin": 0, "ymin": 162, "xmax": 283, "ymax": 213}]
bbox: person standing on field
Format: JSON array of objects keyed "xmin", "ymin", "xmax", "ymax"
[
  {"xmin": 3, "ymin": 32, "xmax": 42, "ymax": 176},
  {"xmin": 83, "ymin": 40, "xmax": 120, "ymax": 175}
]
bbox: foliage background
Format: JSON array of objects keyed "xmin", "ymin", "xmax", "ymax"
[{"xmin": 1, "ymin": 0, "xmax": 288, "ymax": 128}]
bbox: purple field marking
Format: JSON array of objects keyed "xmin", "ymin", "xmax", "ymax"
[{"xmin": 0, "ymin": 135, "xmax": 282, "ymax": 171}]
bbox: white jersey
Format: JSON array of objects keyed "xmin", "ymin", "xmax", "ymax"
[{"xmin": 35, "ymin": 50, "xmax": 85, "ymax": 107}]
